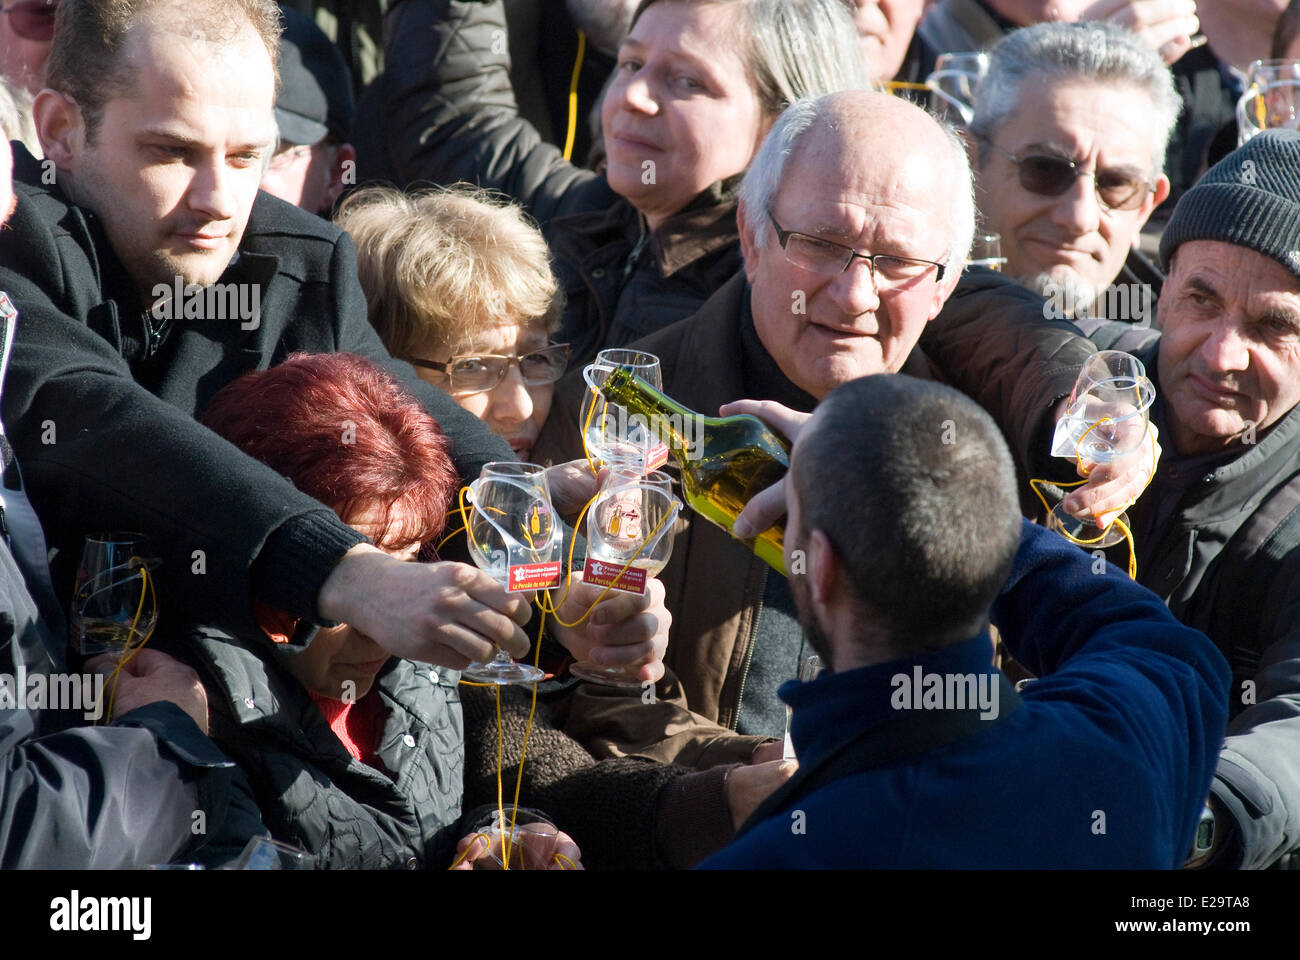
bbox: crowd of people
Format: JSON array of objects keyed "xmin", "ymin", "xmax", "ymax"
[{"xmin": 0, "ymin": 0, "xmax": 1298, "ymax": 872}]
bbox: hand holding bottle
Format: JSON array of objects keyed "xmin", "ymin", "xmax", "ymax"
[{"xmin": 720, "ymin": 400, "xmax": 812, "ymax": 540}]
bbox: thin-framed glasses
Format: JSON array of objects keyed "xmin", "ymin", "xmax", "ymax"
[
  {"xmin": 1, "ymin": 1, "xmax": 57, "ymax": 43},
  {"xmin": 403, "ymin": 343, "xmax": 571, "ymax": 395},
  {"xmin": 979, "ymin": 138, "xmax": 1155, "ymax": 211},
  {"xmin": 767, "ymin": 212, "xmax": 947, "ymax": 284},
  {"xmin": 266, "ymin": 142, "xmax": 314, "ymax": 171}
]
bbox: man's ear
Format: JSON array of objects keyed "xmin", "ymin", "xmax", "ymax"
[
  {"xmin": 737, "ymin": 199, "xmax": 760, "ymax": 283},
  {"xmin": 32, "ymin": 90, "xmax": 85, "ymax": 169},
  {"xmin": 324, "ymin": 142, "xmax": 357, "ymax": 210},
  {"xmin": 1133, "ymin": 173, "xmax": 1171, "ymax": 239},
  {"xmin": 805, "ymin": 528, "xmax": 840, "ymax": 607}
]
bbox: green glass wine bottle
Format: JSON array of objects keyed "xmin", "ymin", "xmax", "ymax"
[{"xmin": 598, "ymin": 367, "xmax": 790, "ymax": 575}]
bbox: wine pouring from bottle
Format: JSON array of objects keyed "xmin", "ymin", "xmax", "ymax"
[{"xmin": 593, "ymin": 367, "xmax": 791, "ymax": 576}]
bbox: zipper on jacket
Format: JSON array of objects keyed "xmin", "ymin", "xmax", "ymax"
[
  {"xmin": 731, "ymin": 563, "xmax": 767, "ymax": 730},
  {"xmin": 623, "ymin": 215, "xmax": 650, "ymax": 281}
]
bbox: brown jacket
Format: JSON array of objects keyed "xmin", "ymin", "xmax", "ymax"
[{"xmin": 536, "ymin": 270, "xmax": 1091, "ymax": 767}]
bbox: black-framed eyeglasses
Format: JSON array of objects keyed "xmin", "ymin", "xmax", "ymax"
[
  {"xmin": 402, "ymin": 343, "xmax": 571, "ymax": 395},
  {"xmin": 979, "ymin": 137, "xmax": 1156, "ymax": 212},
  {"xmin": 767, "ymin": 212, "xmax": 947, "ymax": 285},
  {"xmin": 1, "ymin": 1, "xmax": 57, "ymax": 43}
]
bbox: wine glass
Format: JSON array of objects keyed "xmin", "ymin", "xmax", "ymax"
[
  {"xmin": 569, "ymin": 468, "xmax": 681, "ymax": 688},
  {"xmin": 1048, "ymin": 351, "xmax": 1156, "ymax": 548},
  {"xmin": 1236, "ymin": 59, "xmax": 1300, "ymax": 144},
  {"xmin": 462, "ymin": 462, "xmax": 561, "ymax": 684},
  {"xmin": 71, "ymin": 533, "xmax": 160, "ymax": 657},
  {"xmin": 926, "ymin": 51, "xmax": 989, "ymax": 127},
  {"xmin": 580, "ymin": 348, "xmax": 664, "ymax": 470},
  {"xmin": 459, "ymin": 808, "xmax": 576, "ymax": 870},
  {"xmin": 966, "ymin": 233, "xmax": 1006, "ymax": 272}
]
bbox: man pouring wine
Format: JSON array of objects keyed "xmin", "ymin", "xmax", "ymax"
[{"xmin": 536, "ymin": 89, "xmax": 1159, "ymax": 769}]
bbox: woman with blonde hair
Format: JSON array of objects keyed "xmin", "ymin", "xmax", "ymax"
[{"xmin": 337, "ymin": 183, "xmax": 569, "ymax": 463}]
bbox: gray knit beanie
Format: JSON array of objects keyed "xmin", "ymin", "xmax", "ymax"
[{"xmin": 1160, "ymin": 129, "xmax": 1300, "ymax": 281}]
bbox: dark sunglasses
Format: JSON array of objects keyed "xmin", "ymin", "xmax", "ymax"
[
  {"xmin": 981, "ymin": 138, "xmax": 1155, "ymax": 212},
  {"xmin": 2, "ymin": 1, "xmax": 57, "ymax": 43}
]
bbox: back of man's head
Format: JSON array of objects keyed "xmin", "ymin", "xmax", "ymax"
[
  {"xmin": 45, "ymin": 0, "xmax": 282, "ymax": 140},
  {"xmin": 792, "ymin": 374, "xmax": 1021, "ymax": 653}
]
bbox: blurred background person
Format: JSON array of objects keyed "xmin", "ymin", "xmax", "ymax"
[
  {"xmin": 970, "ymin": 22, "xmax": 1178, "ymax": 317},
  {"xmin": 336, "ymin": 184, "xmax": 565, "ymax": 463},
  {"xmin": 354, "ymin": 0, "xmax": 868, "ymax": 365},
  {"xmin": 0, "ymin": 0, "xmax": 54, "ymax": 152},
  {"xmin": 260, "ymin": 7, "xmax": 357, "ymax": 216}
]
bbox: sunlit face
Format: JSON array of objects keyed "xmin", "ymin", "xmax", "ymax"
[
  {"xmin": 46, "ymin": 20, "xmax": 276, "ymax": 302},
  {"xmin": 411, "ymin": 321, "xmax": 555, "ymax": 462},
  {"xmin": 851, "ymin": 0, "xmax": 926, "ymax": 83},
  {"xmin": 741, "ymin": 116, "xmax": 957, "ymax": 400},
  {"xmin": 278, "ymin": 504, "xmax": 420, "ymax": 701},
  {"xmin": 601, "ymin": 0, "xmax": 767, "ymax": 230},
  {"xmin": 976, "ymin": 78, "xmax": 1168, "ymax": 307},
  {"xmin": 1157, "ymin": 241, "xmax": 1300, "ymax": 456}
]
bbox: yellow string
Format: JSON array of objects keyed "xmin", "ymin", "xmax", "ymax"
[
  {"xmin": 552, "ymin": 852, "xmax": 577, "ymax": 870},
  {"xmin": 580, "ymin": 386, "xmax": 602, "ymax": 477},
  {"xmin": 563, "ymin": 30, "xmax": 587, "ymax": 162},
  {"xmin": 1028, "ymin": 415, "xmax": 1157, "ymax": 580},
  {"xmin": 886, "ymin": 80, "xmax": 931, "ymax": 92},
  {"xmin": 98, "ymin": 561, "xmax": 157, "ymax": 725}
]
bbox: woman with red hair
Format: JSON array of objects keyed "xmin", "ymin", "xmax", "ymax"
[{"xmin": 186, "ymin": 351, "xmax": 580, "ymax": 868}]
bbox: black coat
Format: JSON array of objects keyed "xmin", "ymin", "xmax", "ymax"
[{"xmin": 0, "ymin": 144, "xmax": 512, "ymax": 640}]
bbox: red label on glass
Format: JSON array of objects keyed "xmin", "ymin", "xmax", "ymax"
[
  {"xmin": 582, "ymin": 557, "xmax": 647, "ymax": 594},
  {"xmin": 646, "ymin": 443, "xmax": 670, "ymax": 471},
  {"xmin": 507, "ymin": 561, "xmax": 562, "ymax": 592}
]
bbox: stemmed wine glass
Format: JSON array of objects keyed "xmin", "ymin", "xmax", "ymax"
[
  {"xmin": 580, "ymin": 348, "xmax": 664, "ymax": 470},
  {"xmin": 462, "ymin": 462, "xmax": 562, "ymax": 684},
  {"xmin": 71, "ymin": 532, "xmax": 160, "ymax": 657},
  {"xmin": 1048, "ymin": 351, "xmax": 1156, "ymax": 548},
  {"xmin": 568, "ymin": 467, "xmax": 681, "ymax": 688}
]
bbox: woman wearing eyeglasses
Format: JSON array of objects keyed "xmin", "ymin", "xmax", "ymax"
[{"xmin": 337, "ymin": 184, "xmax": 569, "ymax": 464}]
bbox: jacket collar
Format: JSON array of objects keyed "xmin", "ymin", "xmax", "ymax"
[{"xmin": 782, "ymin": 631, "xmax": 1000, "ymax": 770}]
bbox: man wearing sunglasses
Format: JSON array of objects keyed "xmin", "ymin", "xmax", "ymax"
[
  {"xmin": 971, "ymin": 22, "xmax": 1177, "ymax": 321},
  {"xmin": 0, "ymin": 0, "xmax": 54, "ymax": 95}
]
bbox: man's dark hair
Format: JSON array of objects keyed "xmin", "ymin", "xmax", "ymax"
[
  {"xmin": 792, "ymin": 374, "xmax": 1021, "ymax": 650},
  {"xmin": 1273, "ymin": 0, "xmax": 1300, "ymax": 58},
  {"xmin": 44, "ymin": 0, "xmax": 283, "ymax": 140}
]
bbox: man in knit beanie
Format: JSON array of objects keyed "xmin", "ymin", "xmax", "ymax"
[{"xmin": 1084, "ymin": 128, "xmax": 1300, "ymax": 870}]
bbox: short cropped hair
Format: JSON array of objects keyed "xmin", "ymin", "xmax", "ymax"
[
  {"xmin": 200, "ymin": 352, "xmax": 459, "ymax": 548},
  {"xmin": 970, "ymin": 21, "xmax": 1181, "ymax": 176},
  {"xmin": 629, "ymin": 0, "xmax": 870, "ymax": 118},
  {"xmin": 334, "ymin": 184, "xmax": 563, "ymax": 358},
  {"xmin": 792, "ymin": 375, "xmax": 1022, "ymax": 648},
  {"xmin": 45, "ymin": 0, "xmax": 283, "ymax": 140},
  {"xmin": 739, "ymin": 95, "xmax": 978, "ymax": 270}
]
